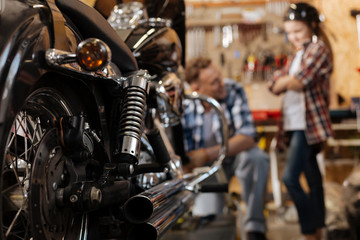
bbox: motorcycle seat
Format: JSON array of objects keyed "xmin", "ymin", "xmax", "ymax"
[{"xmin": 55, "ymin": 0, "xmax": 138, "ymax": 73}]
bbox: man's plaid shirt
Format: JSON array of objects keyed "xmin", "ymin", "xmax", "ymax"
[{"xmin": 182, "ymin": 79, "xmax": 256, "ymax": 152}]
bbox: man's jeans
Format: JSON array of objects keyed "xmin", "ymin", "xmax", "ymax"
[
  {"xmin": 225, "ymin": 146, "xmax": 270, "ymax": 233},
  {"xmin": 192, "ymin": 146, "xmax": 269, "ymax": 234},
  {"xmin": 282, "ymin": 131, "xmax": 325, "ymax": 234}
]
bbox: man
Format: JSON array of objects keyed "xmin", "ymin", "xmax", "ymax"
[{"xmin": 182, "ymin": 57, "xmax": 269, "ymax": 240}]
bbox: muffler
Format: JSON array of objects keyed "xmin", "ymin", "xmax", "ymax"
[
  {"xmin": 127, "ymin": 190, "xmax": 194, "ymax": 240},
  {"xmin": 123, "ymin": 178, "xmax": 185, "ymax": 224}
]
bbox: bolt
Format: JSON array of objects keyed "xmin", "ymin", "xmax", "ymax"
[
  {"xmin": 52, "ymin": 182, "xmax": 58, "ymax": 191},
  {"xmin": 129, "ymin": 164, "xmax": 134, "ymax": 174},
  {"xmin": 61, "ymin": 174, "xmax": 65, "ymax": 181},
  {"xmin": 90, "ymin": 187, "xmax": 102, "ymax": 204},
  {"xmin": 70, "ymin": 195, "xmax": 78, "ymax": 203}
]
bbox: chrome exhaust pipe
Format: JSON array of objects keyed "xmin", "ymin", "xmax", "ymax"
[
  {"xmin": 127, "ymin": 190, "xmax": 194, "ymax": 240},
  {"xmin": 123, "ymin": 178, "xmax": 185, "ymax": 224}
]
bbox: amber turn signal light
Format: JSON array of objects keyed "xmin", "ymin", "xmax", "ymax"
[{"xmin": 76, "ymin": 38, "xmax": 111, "ymax": 71}]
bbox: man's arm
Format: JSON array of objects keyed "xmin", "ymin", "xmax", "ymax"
[
  {"xmin": 183, "ymin": 80, "xmax": 257, "ymax": 172},
  {"xmin": 206, "ymin": 134, "xmax": 255, "ymax": 161},
  {"xmin": 186, "ymin": 134, "xmax": 255, "ymax": 169}
]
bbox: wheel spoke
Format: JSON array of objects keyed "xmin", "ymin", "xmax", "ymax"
[
  {"xmin": 5, "ymin": 198, "xmax": 28, "ymax": 237},
  {"xmin": 80, "ymin": 214, "xmax": 88, "ymax": 240},
  {"xmin": 1, "ymin": 88, "xmax": 90, "ymax": 239},
  {"xmin": 17, "ymin": 113, "xmax": 32, "ymax": 162},
  {"xmin": 2, "ymin": 183, "xmax": 20, "ymax": 195},
  {"xmin": 2, "ymin": 226, "xmax": 27, "ymax": 240},
  {"xmin": 1, "ymin": 178, "xmax": 28, "ymax": 196},
  {"xmin": 8, "ymin": 163, "xmax": 25, "ymax": 193},
  {"xmin": 23, "ymin": 112, "xmax": 28, "ymax": 163}
]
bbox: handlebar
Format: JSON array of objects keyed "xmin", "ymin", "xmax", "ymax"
[{"xmin": 183, "ymin": 92, "xmax": 229, "ymax": 192}]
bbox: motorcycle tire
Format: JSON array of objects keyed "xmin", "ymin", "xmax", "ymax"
[{"xmin": 0, "ymin": 85, "xmax": 97, "ymax": 240}]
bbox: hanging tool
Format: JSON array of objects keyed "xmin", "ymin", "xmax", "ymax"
[{"xmin": 351, "ymin": 9, "xmax": 360, "ymax": 49}]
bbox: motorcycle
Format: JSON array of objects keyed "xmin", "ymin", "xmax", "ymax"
[
  {"xmin": 0, "ymin": 0, "xmax": 228, "ymax": 239},
  {"xmin": 108, "ymin": 1, "xmax": 189, "ymax": 174}
]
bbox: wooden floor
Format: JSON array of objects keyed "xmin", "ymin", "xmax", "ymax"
[
  {"xmin": 162, "ymin": 159, "xmax": 355, "ymax": 240},
  {"xmin": 162, "ymin": 207, "xmax": 304, "ymax": 240}
]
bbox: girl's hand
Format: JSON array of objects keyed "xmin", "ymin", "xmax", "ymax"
[
  {"xmin": 272, "ymin": 75, "xmax": 303, "ymax": 94},
  {"xmin": 272, "ymin": 75, "xmax": 292, "ymax": 94}
]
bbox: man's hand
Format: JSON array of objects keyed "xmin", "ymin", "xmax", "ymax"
[{"xmin": 183, "ymin": 148, "xmax": 210, "ymax": 173}]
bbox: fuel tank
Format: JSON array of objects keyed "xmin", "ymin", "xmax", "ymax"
[{"xmin": 121, "ymin": 19, "xmax": 182, "ymax": 76}]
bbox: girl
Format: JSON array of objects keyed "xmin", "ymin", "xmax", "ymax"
[{"xmin": 269, "ymin": 3, "xmax": 333, "ymax": 240}]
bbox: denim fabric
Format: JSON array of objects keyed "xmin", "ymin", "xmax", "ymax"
[
  {"xmin": 223, "ymin": 146, "xmax": 270, "ymax": 233},
  {"xmin": 193, "ymin": 146, "xmax": 269, "ymax": 233},
  {"xmin": 181, "ymin": 79, "xmax": 268, "ymax": 233},
  {"xmin": 282, "ymin": 131, "xmax": 325, "ymax": 234}
]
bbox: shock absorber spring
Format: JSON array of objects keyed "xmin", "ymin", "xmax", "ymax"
[{"xmin": 118, "ymin": 70, "xmax": 150, "ymax": 164}]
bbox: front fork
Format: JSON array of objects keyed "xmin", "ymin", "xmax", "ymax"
[
  {"xmin": 113, "ymin": 70, "xmax": 150, "ymax": 175},
  {"xmin": 114, "ymin": 70, "xmax": 171, "ymax": 177}
]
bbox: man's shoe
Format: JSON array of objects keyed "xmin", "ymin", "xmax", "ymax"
[{"xmin": 247, "ymin": 231, "xmax": 267, "ymax": 240}]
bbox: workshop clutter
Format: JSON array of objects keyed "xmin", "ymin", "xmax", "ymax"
[{"xmin": 185, "ymin": 1, "xmax": 291, "ymax": 84}]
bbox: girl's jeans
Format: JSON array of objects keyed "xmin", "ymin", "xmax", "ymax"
[{"xmin": 282, "ymin": 131, "xmax": 325, "ymax": 234}]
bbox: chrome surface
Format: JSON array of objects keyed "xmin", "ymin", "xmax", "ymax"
[
  {"xmin": 108, "ymin": 2, "xmax": 148, "ymax": 30},
  {"xmin": 45, "ymin": 48, "xmax": 119, "ymax": 80},
  {"xmin": 137, "ymin": 135, "xmax": 167, "ymax": 189},
  {"xmin": 183, "ymin": 92, "xmax": 229, "ymax": 192},
  {"xmin": 139, "ymin": 17, "xmax": 172, "ymax": 28},
  {"xmin": 155, "ymin": 72, "xmax": 184, "ymax": 127},
  {"xmin": 147, "ymin": 190, "xmax": 193, "ymax": 238},
  {"xmin": 122, "ymin": 70, "xmax": 151, "ymax": 92},
  {"xmin": 124, "ymin": 178, "xmax": 186, "ymax": 224},
  {"xmin": 136, "ymin": 115, "xmax": 184, "ymax": 189},
  {"xmin": 46, "ymin": 48, "xmax": 77, "ymax": 65},
  {"xmin": 119, "ymin": 70, "xmax": 151, "ymax": 159},
  {"xmin": 128, "ymin": 190, "xmax": 194, "ymax": 240}
]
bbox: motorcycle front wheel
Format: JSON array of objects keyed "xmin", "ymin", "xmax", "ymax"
[{"xmin": 0, "ymin": 86, "xmax": 94, "ymax": 240}]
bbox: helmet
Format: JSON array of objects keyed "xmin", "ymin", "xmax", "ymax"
[{"xmin": 284, "ymin": 2, "xmax": 320, "ymax": 24}]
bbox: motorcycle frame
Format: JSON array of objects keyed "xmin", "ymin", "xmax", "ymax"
[
  {"xmin": 0, "ymin": 0, "xmax": 230, "ymax": 238},
  {"xmin": 0, "ymin": 0, "xmax": 138, "ymax": 161}
]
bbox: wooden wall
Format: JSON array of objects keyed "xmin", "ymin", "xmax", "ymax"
[
  {"xmin": 81, "ymin": 0, "xmax": 360, "ymax": 108},
  {"xmin": 312, "ymin": 0, "xmax": 360, "ymax": 108},
  {"xmin": 185, "ymin": 2, "xmax": 290, "ymax": 110},
  {"xmin": 185, "ymin": 0, "xmax": 360, "ymax": 109}
]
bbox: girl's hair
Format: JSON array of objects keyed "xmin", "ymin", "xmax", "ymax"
[
  {"xmin": 284, "ymin": 2, "xmax": 320, "ymax": 35},
  {"xmin": 284, "ymin": 2, "xmax": 332, "ymax": 57}
]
